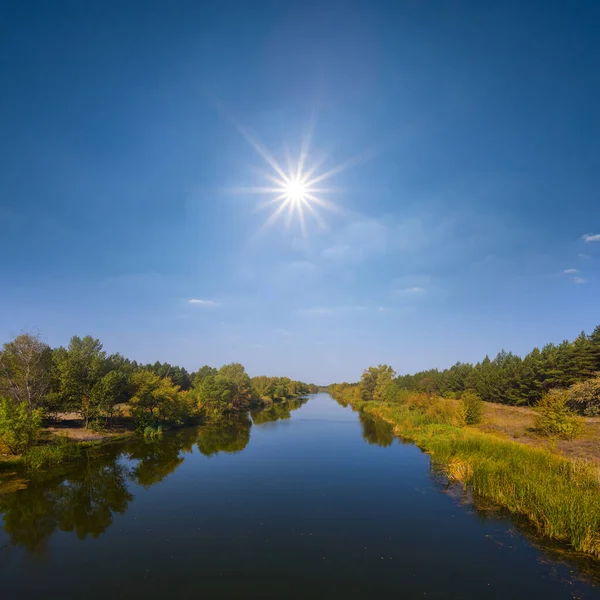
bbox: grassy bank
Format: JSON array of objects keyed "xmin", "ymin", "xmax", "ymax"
[{"xmin": 334, "ymin": 392, "xmax": 600, "ymax": 558}]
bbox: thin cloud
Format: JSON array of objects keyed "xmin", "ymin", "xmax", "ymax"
[
  {"xmin": 295, "ymin": 305, "xmax": 366, "ymax": 316},
  {"xmin": 579, "ymin": 253, "xmax": 592, "ymax": 259},
  {"xmin": 188, "ymin": 299, "xmax": 220, "ymax": 306},
  {"xmin": 582, "ymin": 233, "xmax": 600, "ymax": 243},
  {"xmin": 572, "ymin": 277, "xmax": 589, "ymax": 284},
  {"xmin": 563, "ymin": 269, "xmax": 578, "ymax": 274}
]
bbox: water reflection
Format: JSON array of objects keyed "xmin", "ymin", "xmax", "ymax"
[
  {"xmin": 0, "ymin": 413, "xmax": 257, "ymax": 556},
  {"xmin": 128, "ymin": 427, "xmax": 197, "ymax": 487},
  {"xmin": 0, "ymin": 447, "xmax": 132, "ymax": 554},
  {"xmin": 430, "ymin": 463, "xmax": 600, "ymax": 585},
  {"xmin": 197, "ymin": 414, "xmax": 252, "ymax": 456},
  {"xmin": 251, "ymin": 397, "xmax": 308, "ymax": 425},
  {"xmin": 359, "ymin": 412, "xmax": 394, "ymax": 446}
]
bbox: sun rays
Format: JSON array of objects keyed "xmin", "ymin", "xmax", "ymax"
[{"xmin": 224, "ymin": 114, "xmax": 364, "ymax": 236}]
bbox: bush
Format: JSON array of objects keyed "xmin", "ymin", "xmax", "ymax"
[
  {"xmin": 461, "ymin": 391, "xmax": 483, "ymax": 425},
  {"xmin": 24, "ymin": 435, "xmax": 80, "ymax": 469},
  {"xmin": 535, "ymin": 390, "xmax": 584, "ymax": 440},
  {"xmin": 143, "ymin": 425, "xmax": 163, "ymax": 439},
  {"xmin": 0, "ymin": 397, "xmax": 43, "ymax": 454},
  {"xmin": 566, "ymin": 376, "xmax": 600, "ymax": 416}
]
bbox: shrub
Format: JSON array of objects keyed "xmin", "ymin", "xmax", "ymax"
[
  {"xmin": 566, "ymin": 376, "xmax": 600, "ymax": 416},
  {"xmin": 535, "ymin": 390, "xmax": 584, "ymax": 440},
  {"xmin": 143, "ymin": 425, "xmax": 163, "ymax": 439},
  {"xmin": 0, "ymin": 397, "xmax": 43, "ymax": 454},
  {"xmin": 461, "ymin": 391, "xmax": 483, "ymax": 425},
  {"xmin": 24, "ymin": 435, "xmax": 80, "ymax": 469}
]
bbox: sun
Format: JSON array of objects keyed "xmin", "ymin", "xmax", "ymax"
[
  {"xmin": 223, "ymin": 113, "xmax": 367, "ymax": 235},
  {"xmin": 285, "ymin": 178, "xmax": 307, "ymax": 204}
]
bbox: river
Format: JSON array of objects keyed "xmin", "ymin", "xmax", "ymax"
[{"xmin": 1, "ymin": 393, "xmax": 599, "ymax": 599}]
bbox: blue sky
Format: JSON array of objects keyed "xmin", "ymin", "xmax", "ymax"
[{"xmin": 1, "ymin": 1, "xmax": 599, "ymax": 384}]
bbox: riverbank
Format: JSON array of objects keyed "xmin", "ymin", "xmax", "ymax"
[
  {"xmin": 0, "ymin": 395, "xmax": 310, "ymax": 477},
  {"xmin": 331, "ymin": 392, "xmax": 600, "ymax": 559}
]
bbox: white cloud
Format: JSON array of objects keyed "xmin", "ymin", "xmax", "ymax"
[
  {"xmin": 188, "ymin": 299, "xmax": 220, "ymax": 306},
  {"xmin": 563, "ymin": 268, "xmax": 578, "ymax": 274},
  {"xmin": 579, "ymin": 253, "xmax": 592, "ymax": 259},
  {"xmin": 572, "ymin": 277, "xmax": 589, "ymax": 284},
  {"xmin": 582, "ymin": 233, "xmax": 600, "ymax": 242},
  {"xmin": 397, "ymin": 286, "xmax": 426, "ymax": 294}
]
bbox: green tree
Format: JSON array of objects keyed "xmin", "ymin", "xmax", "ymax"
[
  {"xmin": 360, "ymin": 365, "xmax": 395, "ymax": 401},
  {"xmin": 373, "ymin": 368, "xmax": 398, "ymax": 402},
  {"xmin": 194, "ymin": 374, "xmax": 239, "ymax": 416},
  {"xmin": 193, "ymin": 365, "xmax": 218, "ymax": 386},
  {"xmin": 129, "ymin": 370, "xmax": 184, "ymax": 429},
  {"xmin": 461, "ymin": 391, "xmax": 483, "ymax": 425},
  {"xmin": 0, "ymin": 332, "xmax": 52, "ymax": 411},
  {"xmin": 52, "ymin": 336, "xmax": 109, "ymax": 428},
  {"xmin": 218, "ymin": 363, "xmax": 253, "ymax": 408},
  {"xmin": 0, "ymin": 397, "xmax": 43, "ymax": 454},
  {"xmin": 535, "ymin": 389, "xmax": 583, "ymax": 440}
]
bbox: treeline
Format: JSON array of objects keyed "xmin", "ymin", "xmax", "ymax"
[
  {"xmin": 0, "ymin": 331, "xmax": 317, "ymax": 455},
  {"xmin": 338, "ymin": 325, "xmax": 600, "ymax": 409}
]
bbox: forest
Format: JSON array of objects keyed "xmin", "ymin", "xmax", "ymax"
[
  {"xmin": 0, "ymin": 331, "xmax": 317, "ymax": 462},
  {"xmin": 332, "ymin": 324, "xmax": 600, "ymax": 416}
]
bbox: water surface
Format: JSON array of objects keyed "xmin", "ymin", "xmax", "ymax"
[{"xmin": 1, "ymin": 393, "xmax": 599, "ymax": 599}]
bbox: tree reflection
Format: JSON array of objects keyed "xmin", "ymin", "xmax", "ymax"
[
  {"xmin": 0, "ymin": 447, "xmax": 132, "ymax": 554},
  {"xmin": 0, "ymin": 402, "xmax": 304, "ymax": 555},
  {"xmin": 196, "ymin": 414, "xmax": 252, "ymax": 456},
  {"xmin": 251, "ymin": 397, "xmax": 307, "ymax": 425},
  {"xmin": 359, "ymin": 413, "xmax": 394, "ymax": 447},
  {"xmin": 127, "ymin": 427, "xmax": 197, "ymax": 488}
]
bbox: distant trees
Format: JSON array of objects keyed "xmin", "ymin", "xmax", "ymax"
[
  {"xmin": 330, "ymin": 325, "xmax": 600, "ymax": 436},
  {"xmin": 0, "ymin": 330, "xmax": 314, "ymax": 456},
  {"xmin": 389, "ymin": 326, "xmax": 600, "ymax": 406}
]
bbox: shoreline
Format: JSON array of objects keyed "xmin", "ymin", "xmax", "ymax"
[{"xmin": 331, "ymin": 391, "xmax": 600, "ymax": 560}]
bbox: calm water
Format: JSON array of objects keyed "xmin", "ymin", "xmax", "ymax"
[{"xmin": 1, "ymin": 393, "xmax": 600, "ymax": 599}]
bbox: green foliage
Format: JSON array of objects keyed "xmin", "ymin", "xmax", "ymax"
[
  {"xmin": 217, "ymin": 363, "xmax": 253, "ymax": 408},
  {"xmin": 196, "ymin": 415, "xmax": 252, "ymax": 456},
  {"xmin": 461, "ymin": 391, "xmax": 483, "ymax": 425},
  {"xmin": 143, "ymin": 425, "xmax": 163, "ymax": 439},
  {"xmin": 0, "ymin": 398, "xmax": 43, "ymax": 454},
  {"xmin": 129, "ymin": 370, "xmax": 185, "ymax": 429},
  {"xmin": 332, "ymin": 388, "xmax": 600, "ymax": 558},
  {"xmin": 391, "ymin": 325, "xmax": 600, "ymax": 406},
  {"xmin": 193, "ymin": 365, "xmax": 218, "ymax": 387},
  {"xmin": 535, "ymin": 390, "xmax": 584, "ymax": 440},
  {"xmin": 0, "ymin": 332, "xmax": 52, "ymax": 411},
  {"xmin": 24, "ymin": 435, "xmax": 81, "ymax": 470},
  {"xmin": 366, "ymin": 401, "xmax": 600, "ymax": 557},
  {"xmin": 51, "ymin": 336, "xmax": 109, "ymax": 427},
  {"xmin": 565, "ymin": 375, "xmax": 600, "ymax": 416},
  {"xmin": 250, "ymin": 375, "xmax": 309, "ymax": 404},
  {"xmin": 143, "ymin": 361, "xmax": 192, "ymax": 390},
  {"xmin": 359, "ymin": 365, "xmax": 396, "ymax": 401}
]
